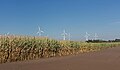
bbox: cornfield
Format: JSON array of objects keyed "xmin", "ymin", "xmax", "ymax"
[{"xmin": 0, "ymin": 35, "xmax": 120, "ymax": 64}]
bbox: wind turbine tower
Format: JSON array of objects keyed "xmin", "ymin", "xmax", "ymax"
[
  {"xmin": 84, "ymin": 32, "xmax": 90, "ymax": 41},
  {"xmin": 61, "ymin": 30, "xmax": 67, "ymax": 40},
  {"xmin": 94, "ymin": 33, "xmax": 98, "ymax": 40},
  {"xmin": 37, "ymin": 26, "xmax": 44, "ymax": 36}
]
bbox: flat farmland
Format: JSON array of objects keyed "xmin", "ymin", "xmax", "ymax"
[{"xmin": 0, "ymin": 46, "xmax": 120, "ymax": 70}]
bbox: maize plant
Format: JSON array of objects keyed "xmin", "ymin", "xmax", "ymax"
[{"xmin": 0, "ymin": 35, "xmax": 120, "ymax": 63}]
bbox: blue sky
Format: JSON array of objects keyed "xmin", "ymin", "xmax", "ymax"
[{"xmin": 0, "ymin": 0, "xmax": 120, "ymax": 40}]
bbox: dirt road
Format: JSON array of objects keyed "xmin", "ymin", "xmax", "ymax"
[{"xmin": 0, "ymin": 47, "xmax": 120, "ymax": 70}]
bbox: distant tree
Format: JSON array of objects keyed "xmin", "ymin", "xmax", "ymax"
[
  {"xmin": 115, "ymin": 39, "xmax": 120, "ymax": 42},
  {"xmin": 86, "ymin": 39, "xmax": 120, "ymax": 43}
]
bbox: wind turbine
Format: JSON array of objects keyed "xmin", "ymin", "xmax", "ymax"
[
  {"xmin": 94, "ymin": 33, "xmax": 98, "ymax": 40},
  {"xmin": 37, "ymin": 26, "xmax": 44, "ymax": 36},
  {"xmin": 84, "ymin": 32, "xmax": 90, "ymax": 41},
  {"xmin": 5, "ymin": 32, "xmax": 10, "ymax": 36},
  {"xmin": 61, "ymin": 30, "xmax": 67, "ymax": 40}
]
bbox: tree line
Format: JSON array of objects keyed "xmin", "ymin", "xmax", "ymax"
[{"xmin": 86, "ymin": 39, "xmax": 120, "ymax": 43}]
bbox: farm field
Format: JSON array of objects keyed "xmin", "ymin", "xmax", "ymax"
[
  {"xmin": 0, "ymin": 0, "xmax": 120, "ymax": 70},
  {"xmin": 0, "ymin": 45, "xmax": 120, "ymax": 70},
  {"xmin": 0, "ymin": 35, "xmax": 120, "ymax": 64}
]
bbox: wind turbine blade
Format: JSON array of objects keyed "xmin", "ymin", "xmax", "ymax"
[
  {"xmin": 65, "ymin": 33, "xmax": 67, "ymax": 35},
  {"xmin": 41, "ymin": 31, "xmax": 44, "ymax": 33}
]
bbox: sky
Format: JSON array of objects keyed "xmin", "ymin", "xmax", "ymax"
[{"xmin": 0, "ymin": 0, "xmax": 120, "ymax": 40}]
